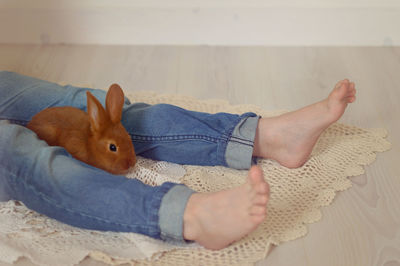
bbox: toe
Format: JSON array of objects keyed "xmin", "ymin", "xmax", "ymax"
[
  {"xmin": 333, "ymin": 82, "xmax": 349, "ymax": 100},
  {"xmin": 248, "ymin": 166, "xmax": 264, "ymax": 186},
  {"xmin": 248, "ymin": 166, "xmax": 270, "ymax": 196},
  {"xmin": 350, "ymin": 86, "xmax": 356, "ymax": 96},
  {"xmin": 336, "ymin": 79, "xmax": 348, "ymax": 89},
  {"xmin": 251, "ymin": 213, "xmax": 266, "ymax": 225},
  {"xmin": 335, "ymin": 79, "xmax": 345, "ymax": 89},
  {"xmin": 348, "ymin": 82, "xmax": 355, "ymax": 93},
  {"xmin": 253, "ymin": 194, "xmax": 269, "ymax": 205},
  {"xmin": 250, "ymin": 205, "xmax": 267, "ymax": 215},
  {"xmin": 255, "ymin": 182, "xmax": 270, "ymax": 195},
  {"xmin": 348, "ymin": 96, "xmax": 356, "ymax": 103}
]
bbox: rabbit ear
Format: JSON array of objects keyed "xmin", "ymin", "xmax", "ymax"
[
  {"xmin": 87, "ymin": 91, "xmax": 108, "ymax": 132},
  {"xmin": 106, "ymin": 84, "xmax": 124, "ymax": 124}
]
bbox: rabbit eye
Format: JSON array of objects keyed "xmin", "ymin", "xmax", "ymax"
[{"xmin": 109, "ymin": 143, "xmax": 117, "ymax": 152}]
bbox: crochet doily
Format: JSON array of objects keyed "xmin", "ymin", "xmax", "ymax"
[{"xmin": 0, "ymin": 91, "xmax": 391, "ymax": 266}]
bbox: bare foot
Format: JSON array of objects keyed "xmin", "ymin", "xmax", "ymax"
[
  {"xmin": 183, "ymin": 166, "xmax": 269, "ymax": 250},
  {"xmin": 253, "ymin": 79, "xmax": 356, "ymax": 168}
]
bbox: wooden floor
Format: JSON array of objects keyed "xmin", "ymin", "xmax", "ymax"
[{"xmin": 0, "ymin": 45, "xmax": 399, "ymax": 266}]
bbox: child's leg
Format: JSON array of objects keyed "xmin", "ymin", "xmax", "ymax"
[
  {"xmin": 121, "ymin": 103, "xmax": 259, "ymax": 169},
  {"xmin": 0, "ymin": 121, "xmax": 269, "ymax": 250},
  {"xmin": 253, "ymin": 79, "xmax": 356, "ymax": 168},
  {"xmin": 0, "ymin": 121, "xmax": 195, "ymax": 242},
  {"xmin": 0, "ymin": 71, "xmax": 259, "ymax": 169},
  {"xmin": 0, "ymin": 71, "xmax": 114, "ymax": 126}
]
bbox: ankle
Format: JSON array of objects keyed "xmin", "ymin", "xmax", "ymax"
[
  {"xmin": 253, "ymin": 117, "xmax": 276, "ymax": 158},
  {"xmin": 183, "ymin": 193, "xmax": 201, "ymax": 241},
  {"xmin": 253, "ymin": 122, "xmax": 262, "ymax": 157}
]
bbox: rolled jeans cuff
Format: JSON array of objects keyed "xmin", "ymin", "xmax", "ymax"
[
  {"xmin": 158, "ymin": 184, "xmax": 196, "ymax": 243},
  {"xmin": 225, "ymin": 114, "xmax": 260, "ymax": 169}
]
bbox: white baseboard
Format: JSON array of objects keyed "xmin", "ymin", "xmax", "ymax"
[{"xmin": 1, "ymin": 3, "xmax": 399, "ymax": 46}]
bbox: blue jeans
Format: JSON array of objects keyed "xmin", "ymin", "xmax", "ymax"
[{"xmin": 0, "ymin": 71, "xmax": 259, "ymax": 243}]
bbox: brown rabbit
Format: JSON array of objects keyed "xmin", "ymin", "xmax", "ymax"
[{"xmin": 27, "ymin": 84, "xmax": 136, "ymax": 175}]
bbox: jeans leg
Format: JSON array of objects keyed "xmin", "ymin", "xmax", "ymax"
[
  {"xmin": 121, "ymin": 103, "xmax": 259, "ymax": 169},
  {"xmin": 0, "ymin": 120, "xmax": 195, "ymax": 241},
  {"xmin": 0, "ymin": 71, "xmax": 123, "ymax": 126},
  {"xmin": 0, "ymin": 71, "xmax": 260, "ymax": 169}
]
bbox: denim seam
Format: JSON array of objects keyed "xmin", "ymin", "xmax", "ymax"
[
  {"xmin": 4, "ymin": 168, "xmax": 161, "ymax": 235},
  {"xmin": 129, "ymin": 134, "xmax": 227, "ymax": 143},
  {"xmin": 230, "ymin": 136, "xmax": 254, "ymax": 144},
  {"xmin": 229, "ymin": 139, "xmax": 254, "ymax": 147},
  {"xmin": 217, "ymin": 115, "xmax": 246, "ymax": 167}
]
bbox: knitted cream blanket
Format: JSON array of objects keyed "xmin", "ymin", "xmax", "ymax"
[{"xmin": 0, "ymin": 91, "xmax": 391, "ymax": 266}]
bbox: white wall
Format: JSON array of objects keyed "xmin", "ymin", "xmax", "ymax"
[{"xmin": 1, "ymin": 0, "xmax": 399, "ymax": 46}]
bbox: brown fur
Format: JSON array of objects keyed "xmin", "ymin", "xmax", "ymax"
[{"xmin": 27, "ymin": 84, "xmax": 136, "ymax": 175}]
